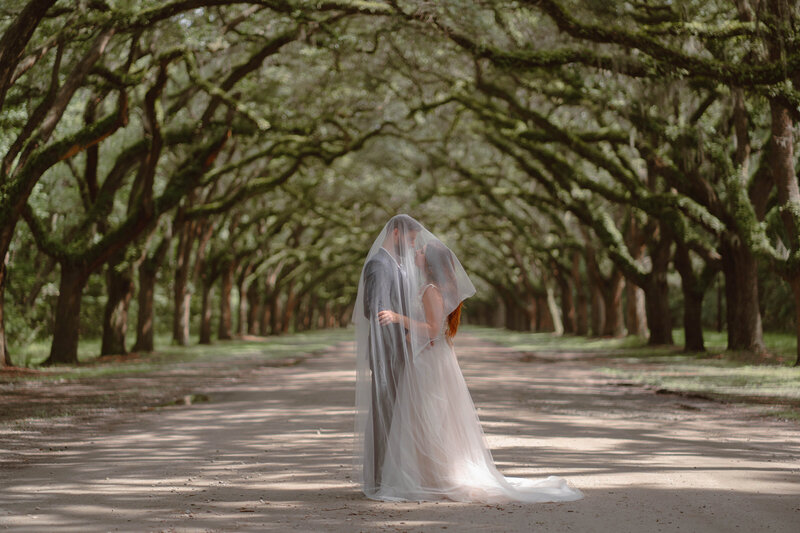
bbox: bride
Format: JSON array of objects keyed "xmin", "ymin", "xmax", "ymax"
[{"xmin": 353, "ymin": 215, "xmax": 583, "ymax": 503}]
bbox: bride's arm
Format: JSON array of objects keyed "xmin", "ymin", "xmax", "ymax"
[
  {"xmin": 377, "ymin": 286, "xmax": 443, "ymax": 339},
  {"xmin": 420, "ymin": 286, "xmax": 444, "ymax": 338}
]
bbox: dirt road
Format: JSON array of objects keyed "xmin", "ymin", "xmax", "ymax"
[{"xmin": 1, "ymin": 335, "xmax": 798, "ymax": 532}]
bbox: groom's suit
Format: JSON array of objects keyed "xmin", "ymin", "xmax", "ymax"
[{"xmin": 362, "ymin": 247, "xmax": 408, "ymax": 491}]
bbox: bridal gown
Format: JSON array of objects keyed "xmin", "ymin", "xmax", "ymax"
[
  {"xmin": 372, "ymin": 286, "xmax": 583, "ymax": 504},
  {"xmin": 353, "ymin": 215, "xmax": 582, "ymax": 504}
]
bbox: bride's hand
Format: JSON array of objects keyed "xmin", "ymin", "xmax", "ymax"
[{"xmin": 378, "ymin": 310, "xmax": 400, "ymax": 325}]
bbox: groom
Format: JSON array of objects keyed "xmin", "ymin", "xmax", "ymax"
[{"xmin": 362, "ymin": 215, "xmax": 420, "ymax": 491}]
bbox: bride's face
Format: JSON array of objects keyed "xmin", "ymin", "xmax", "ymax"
[{"xmin": 414, "ymin": 245, "xmax": 427, "ymax": 270}]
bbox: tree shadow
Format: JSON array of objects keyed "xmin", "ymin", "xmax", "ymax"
[{"xmin": 0, "ymin": 341, "xmax": 798, "ymax": 532}]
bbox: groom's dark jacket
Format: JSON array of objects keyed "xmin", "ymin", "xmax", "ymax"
[
  {"xmin": 363, "ymin": 248, "xmax": 408, "ymax": 373},
  {"xmin": 362, "ymin": 247, "xmax": 408, "ymax": 489}
]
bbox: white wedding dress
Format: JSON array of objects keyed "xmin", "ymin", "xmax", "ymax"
[
  {"xmin": 373, "ymin": 285, "xmax": 583, "ymax": 504},
  {"xmin": 354, "ymin": 215, "xmax": 582, "ymax": 504}
]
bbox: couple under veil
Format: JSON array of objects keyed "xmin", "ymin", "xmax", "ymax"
[{"xmin": 353, "ymin": 214, "xmax": 583, "ymax": 503}]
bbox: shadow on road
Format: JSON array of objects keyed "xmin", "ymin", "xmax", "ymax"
[{"xmin": 1, "ymin": 337, "xmax": 798, "ymax": 532}]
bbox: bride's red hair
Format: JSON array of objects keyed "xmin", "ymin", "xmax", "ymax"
[{"xmin": 446, "ymin": 301, "xmax": 463, "ymax": 340}]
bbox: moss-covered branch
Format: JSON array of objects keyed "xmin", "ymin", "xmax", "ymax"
[
  {"xmin": 524, "ymin": 0, "xmax": 800, "ymax": 87},
  {"xmin": 0, "ymin": 99, "xmax": 128, "ymax": 228}
]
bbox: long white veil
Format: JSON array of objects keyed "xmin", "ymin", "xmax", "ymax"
[
  {"xmin": 353, "ymin": 214, "xmax": 582, "ymax": 504},
  {"xmin": 352, "ymin": 215, "xmax": 475, "ymax": 497}
]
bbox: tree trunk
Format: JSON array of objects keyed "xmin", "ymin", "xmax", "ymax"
[
  {"xmin": 305, "ymin": 294, "xmax": 317, "ymax": 331},
  {"xmin": 792, "ymin": 280, "xmax": 800, "ymax": 367},
  {"xmin": 236, "ymin": 280, "xmax": 247, "ymax": 336},
  {"xmin": 716, "ymin": 275, "xmax": 724, "ymax": 332},
  {"xmin": 626, "ymin": 282, "xmax": 648, "ymax": 337},
  {"xmin": 682, "ymin": 289, "xmax": 705, "ymax": 352},
  {"xmin": 0, "ymin": 224, "xmax": 16, "ymax": 366},
  {"xmin": 527, "ymin": 295, "xmax": 537, "ymax": 331},
  {"xmin": 173, "ymin": 273, "xmax": 191, "ymax": 345},
  {"xmin": 576, "ymin": 289, "xmax": 589, "ymax": 335},
  {"xmin": 492, "ymin": 295, "xmax": 504, "ymax": 328},
  {"xmin": 199, "ymin": 280, "xmax": 213, "ymax": 344},
  {"xmin": 602, "ymin": 271, "xmax": 625, "ymax": 337},
  {"xmin": 556, "ymin": 270, "xmax": 576, "ymax": 334},
  {"xmin": 217, "ymin": 261, "xmax": 234, "ymax": 340},
  {"xmin": 532, "ymin": 294, "xmax": 551, "ymax": 333},
  {"xmin": 721, "ymin": 235, "xmax": 765, "ymax": 352},
  {"xmin": 294, "ymin": 295, "xmax": 306, "ymax": 332},
  {"xmin": 0, "ymin": 257, "xmax": 9, "ymax": 366},
  {"xmin": 546, "ymin": 286, "xmax": 563, "ymax": 335},
  {"xmin": 572, "ymin": 253, "xmax": 588, "ymax": 335},
  {"xmin": 674, "ymin": 244, "xmax": 705, "ymax": 352},
  {"xmin": 260, "ymin": 289, "xmax": 272, "ymax": 336},
  {"xmin": 503, "ymin": 294, "xmax": 515, "ymax": 330},
  {"xmin": 101, "ymin": 258, "xmax": 134, "ymax": 356},
  {"xmin": 767, "ymin": 91, "xmax": 799, "ymax": 363},
  {"xmin": 132, "ymin": 258, "xmax": 157, "ymax": 353},
  {"xmin": 132, "ymin": 235, "xmax": 170, "ymax": 353},
  {"xmin": 246, "ymin": 282, "xmax": 260, "ymax": 335},
  {"xmin": 323, "ymin": 301, "xmax": 332, "ymax": 328},
  {"xmin": 269, "ymin": 291, "xmax": 280, "ymax": 334},
  {"xmin": 584, "ymin": 246, "xmax": 608, "ymax": 336},
  {"xmin": 644, "ymin": 235, "xmax": 673, "ymax": 345},
  {"xmin": 281, "ymin": 285, "xmax": 296, "ymax": 334},
  {"xmin": 45, "ymin": 262, "xmax": 89, "ymax": 365},
  {"xmin": 337, "ymin": 303, "xmax": 353, "ymax": 327},
  {"xmin": 172, "ymin": 222, "xmax": 194, "ymax": 346},
  {"xmin": 514, "ymin": 295, "xmax": 530, "ymax": 331},
  {"xmin": 317, "ymin": 298, "xmax": 328, "ymax": 329},
  {"xmin": 643, "ymin": 276, "xmax": 672, "ymax": 345},
  {"xmin": 590, "ymin": 283, "xmax": 604, "ymax": 337},
  {"xmin": 625, "ymin": 214, "xmax": 648, "ymax": 337},
  {"xmin": 298, "ymin": 295, "xmax": 312, "ymax": 332}
]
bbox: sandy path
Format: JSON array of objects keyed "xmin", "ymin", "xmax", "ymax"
[{"xmin": 1, "ymin": 334, "xmax": 798, "ymax": 532}]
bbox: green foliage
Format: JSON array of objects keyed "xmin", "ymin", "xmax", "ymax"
[{"xmin": 2, "ymin": 0, "xmax": 800, "ymax": 366}]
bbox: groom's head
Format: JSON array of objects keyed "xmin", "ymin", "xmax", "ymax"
[{"xmin": 386, "ymin": 215, "xmax": 421, "ymax": 256}]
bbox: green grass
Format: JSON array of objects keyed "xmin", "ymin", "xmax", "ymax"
[
  {"xmin": 464, "ymin": 325, "xmax": 798, "ymax": 363},
  {"xmin": 600, "ymin": 364, "xmax": 800, "ymax": 402},
  {"xmin": 462, "ymin": 325, "xmax": 654, "ymax": 353},
  {"xmin": 4, "ymin": 328, "xmax": 354, "ymax": 383},
  {"xmin": 463, "ymin": 325, "xmax": 800, "ymax": 410}
]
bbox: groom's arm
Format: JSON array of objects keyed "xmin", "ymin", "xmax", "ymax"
[{"xmin": 363, "ymin": 259, "xmax": 389, "ymax": 320}]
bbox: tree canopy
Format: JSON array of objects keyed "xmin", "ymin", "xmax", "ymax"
[{"xmin": 1, "ymin": 0, "xmax": 799, "ymax": 366}]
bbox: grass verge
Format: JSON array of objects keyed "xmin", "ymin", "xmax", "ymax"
[
  {"xmin": 0, "ymin": 329, "xmax": 354, "ymax": 424},
  {"xmin": 3, "ymin": 328, "xmax": 354, "ymax": 383},
  {"xmin": 463, "ymin": 325, "xmax": 800, "ymax": 421}
]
